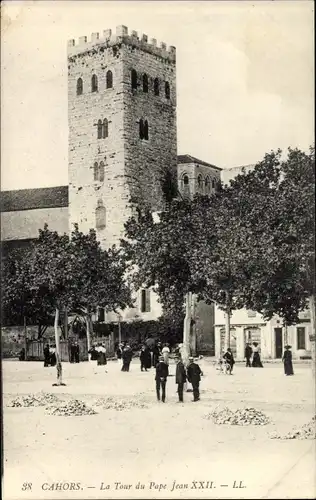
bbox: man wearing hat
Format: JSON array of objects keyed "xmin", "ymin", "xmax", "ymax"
[
  {"xmin": 175, "ymin": 355, "xmax": 186, "ymax": 402},
  {"xmin": 187, "ymin": 357, "xmax": 203, "ymax": 402},
  {"xmin": 155, "ymin": 355, "xmax": 169, "ymax": 402}
]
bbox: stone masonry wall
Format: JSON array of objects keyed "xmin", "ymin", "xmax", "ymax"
[{"xmin": 68, "ymin": 25, "xmax": 177, "ymax": 248}]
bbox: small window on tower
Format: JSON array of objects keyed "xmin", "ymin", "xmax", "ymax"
[
  {"xmin": 91, "ymin": 74, "xmax": 98, "ymax": 92},
  {"xmin": 165, "ymin": 81, "xmax": 170, "ymax": 99},
  {"xmin": 106, "ymin": 70, "xmax": 113, "ymax": 89},
  {"xmin": 139, "ymin": 119, "xmax": 144, "ymax": 139},
  {"xmin": 96, "ymin": 199, "xmax": 106, "ymax": 230},
  {"xmin": 76, "ymin": 78, "xmax": 83, "ymax": 95},
  {"xmin": 99, "ymin": 162, "xmax": 105, "ymax": 182},
  {"xmin": 102, "ymin": 119, "xmax": 108, "ymax": 139},
  {"xmin": 131, "ymin": 69, "xmax": 137, "ymax": 90},
  {"xmin": 143, "ymin": 74, "xmax": 148, "ymax": 93},
  {"xmin": 154, "ymin": 78, "xmax": 159, "ymax": 96},
  {"xmin": 97, "ymin": 120, "xmax": 103, "ymax": 139},
  {"xmin": 144, "ymin": 120, "xmax": 149, "ymax": 140}
]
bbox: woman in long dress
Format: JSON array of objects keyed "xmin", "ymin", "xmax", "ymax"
[
  {"xmin": 252, "ymin": 342, "xmax": 263, "ymax": 367},
  {"xmin": 282, "ymin": 345, "xmax": 294, "ymax": 375},
  {"xmin": 97, "ymin": 343, "xmax": 107, "ymax": 366}
]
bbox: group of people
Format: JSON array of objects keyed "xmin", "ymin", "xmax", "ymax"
[
  {"xmin": 43, "ymin": 344, "xmax": 57, "ymax": 367},
  {"xmin": 155, "ymin": 354, "xmax": 203, "ymax": 403},
  {"xmin": 244, "ymin": 342, "xmax": 264, "ymax": 367}
]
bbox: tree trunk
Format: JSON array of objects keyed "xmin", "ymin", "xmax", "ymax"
[
  {"xmin": 308, "ymin": 295, "xmax": 315, "ymax": 379},
  {"xmin": 224, "ymin": 305, "xmax": 231, "ymax": 352},
  {"xmin": 53, "ymin": 307, "xmax": 65, "ymax": 386},
  {"xmin": 64, "ymin": 308, "xmax": 68, "ymax": 340},
  {"xmin": 182, "ymin": 292, "xmax": 192, "ymax": 366},
  {"xmin": 190, "ymin": 294, "xmax": 197, "ymax": 356},
  {"xmin": 85, "ymin": 314, "xmax": 91, "ymax": 361},
  {"xmin": 24, "ymin": 316, "xmax": 28, "ymax": 361}
]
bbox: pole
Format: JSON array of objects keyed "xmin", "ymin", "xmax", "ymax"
[
  {"xmin": 190, "ymin": 294, "xmax": 197, "ymax": 356},
  {"xmin": 24, "ymin": 316, "xmax": 28, "ymax": 361},
  {"xmin": 224, "ymin": 306, "xmax": 231, "ymax": 351},
  {"xmin": 118, "ymin": 315, "xmax": 122, "ymax": 345},
  {"xmin": 308, "ymin": 295, "xmax": 315, "ymax": 379},
  {"xmin": 182, "ymin": 292, "xmax": 192, "ymax": 366},
  {"xmin": 85, "ymin": 315, "xmax": 91, "ymax": 361},
  {"xmin": 64, "ymin": 308, "xmax": 68, "ymax": 340}
]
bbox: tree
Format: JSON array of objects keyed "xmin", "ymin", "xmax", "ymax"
[
  {"xmin": 3, "ymin": 224, "xmax": 133, "ymax": 383},
  {"xmin": 221, "ymin": 147, "xmax": 315, "ymax": 369},
  {"xmin": 67, "ymin": 225, "xmax": 133, "ymax": 355},
  {"xmin": 1, "ymin": 248, "xmax": 55, "ymax": 330}
]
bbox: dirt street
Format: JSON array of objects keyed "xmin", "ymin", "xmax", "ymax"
[{"xmin": 3, "ymin": 358, "xmax": 315, "ymax": 499}]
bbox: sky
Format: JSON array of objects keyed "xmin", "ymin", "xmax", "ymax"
[{"xmin": 1, "ymin": 0, "xmax": 314, "ymax": 191}]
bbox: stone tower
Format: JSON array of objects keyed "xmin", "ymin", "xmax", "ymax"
[{"xmin": 67, "ymin": 25, "xmax": 177, "ymax": 248}]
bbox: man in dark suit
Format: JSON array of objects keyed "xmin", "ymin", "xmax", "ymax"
[
  {"xmin": 245, "ymin": 343, "xmax": 253, "ymax": 367},
  {"xmin": 155, "ymin": 356, "xmax": 169, "ymax": 402},
  {"xmin": 175, "ymin": 355, "xmax": 186, "ymax": 402},
  {"xmin": 187, "ymin": 357, "xmax": 203, "ymax": 402}
]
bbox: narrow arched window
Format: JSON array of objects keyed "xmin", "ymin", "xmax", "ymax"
[
  {"xmin": 139, "ymin": 119, "xmax": 144, "ymax": 139},
  {"xmin": 102, "ymin": 119, "xmax": 108, "ymax": 139},
  {"xmin": 94, "ymin": 162, "xmax": 99, "ymax": 181},
  {"xmin": 182, "ymin": 174, "xmax": 190, "ymax": 199},
  {"xmin": 144, "ymin": 120, "xmax": 149, "ymax": 140},
  {"xmin": 131, "ymin": 69, "xmax": 137, "ymax": 90},
  {"xmin": 205, "ymin": 176, "xmax": 210, "ymax": 194},
  {"xmin": 91, "ymin": 74, "xmax": 98, "ymax": 92},
  {"xmin": 183, "ymin": 175, "xmax": 189, "ymax": 185},
  {"xmin": 143, "ymin": 74, "xmax": 148, "ymax": 93},
  {"xmin": 154, "ymin": 78, "xmax": 159, "ymax": 96},
  {"xmin": 99, "ymin": 161, "xmax": 105, "ymax": 182},
  {"xmin": 197, "ymin": 175, "xmax": 203, "ymax": 190},
  {"xmin": 212, "ymin": 178, "xmax": 215, "ymax": 189},
  {"xmin": 96, "ymin": 199, "xmax": 106, "ymax": 230},
  {"xmin": 106, "ymin": 70, "xmax": 113, "ymax": 89},
  {"xmin": 76, "ymin": 78, "xmax": 83, "ymax": 95},
  {"xmin": 165, "ymin": 81, "xmax": 170, "ymax": 99},
  {"xmin": 97, "ymin": 119, "xmax": 103, "ymax": 139}
]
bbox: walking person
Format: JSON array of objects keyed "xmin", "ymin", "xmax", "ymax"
[
  {"xmin": 152, "ymin": 342, "xmax": 161, "ymax": 367},
  {"xmin": 44, "ymin": 343, "xmax": 50, "ymax": 367},
  {"xmin": 175, "ymin": 355, "xmax": 186, "ymax": 402},
  {"xmin": 187, "ymin": 357, "xmax": 203, "ymax": 402},
  {"xmin": 50, "ymin": 345, "xmax": 57, "ymax": 367},
  {"xmin": 74, "ymin": 341, "xmax": 80, "ymax": 363},
  {"xmin": 162, "ymin": 343, "xmax": 170, "ymax": 365},
  {"xmin": 97, "ymin": 343, "xmax": 107, "ymax": 366},
  {"xmin": 155, "ymin": 356, "xmax": 169, "ymax": 402},
  {"xmin": 245, "ymin": 342, "xmax": 253, "ymax": 367},
  {"xmin": 69, "ymin": 341, "xmax": 75, "ymax": 363},
  {"xmin": 252, "ymin": 342, "xmax": 263, "ymax": 367},
  {"xmin": 121, "ymin": 344, "xmax": 133, "ymax": 372},
  {"xmin": 223, "ymin": 348, "xmax": 235, "ymax": 374},
  {"xmin": 282, "ymin": 345, "xmax": 294, "ymax": 376},
  {"xmin": 88, "ymin": 344, "xmax": 98, "ymax": 361},
  {"xmin": 140, "ymin": 345, "xmax": 151, "ymax": 371}
]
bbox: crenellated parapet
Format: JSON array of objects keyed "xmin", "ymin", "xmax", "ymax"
[{"xmin": 67, "ymin": 25, "xmax": 176, "ymax": 62}]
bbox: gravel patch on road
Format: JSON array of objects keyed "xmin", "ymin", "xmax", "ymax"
[
  {"xmin": 6, "ymin": 392, "xmax": 61, "ymax": 407},
  {"xmin": 93, "ymin": 396, "xmax": 149, "ymax": 411},
  {"xmin": 204, "ymin": 406, "xmax": 270, "ymax": 426},
  {"xmin": 270, "ymin": 416, "xmax": 315, "ymax": 440},
  {"xmin": 45, "ymin": 399, "xmax": 97, "ymax": 416}
]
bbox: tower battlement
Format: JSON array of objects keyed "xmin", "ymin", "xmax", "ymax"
[{"xmin": 67, "ymin": 25, "xmax": 176, "ymax": 62}]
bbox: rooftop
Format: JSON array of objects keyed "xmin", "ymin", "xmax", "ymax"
[
  {"xmin": 177, "ymin": 154, "xmax": 222, "ymax": 171},
  {"xmin": 0, "ymin": 186, "xmax": 68, "ymax": 213}
]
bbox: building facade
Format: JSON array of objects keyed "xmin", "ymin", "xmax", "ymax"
[{"xmin": 215, "ymin": 307, "xmax": 312, "ymax": 360}]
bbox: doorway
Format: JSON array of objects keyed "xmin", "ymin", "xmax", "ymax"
[{"xmin": 274, "ymin": 328, "xmax": 283, "ymax": 358}]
